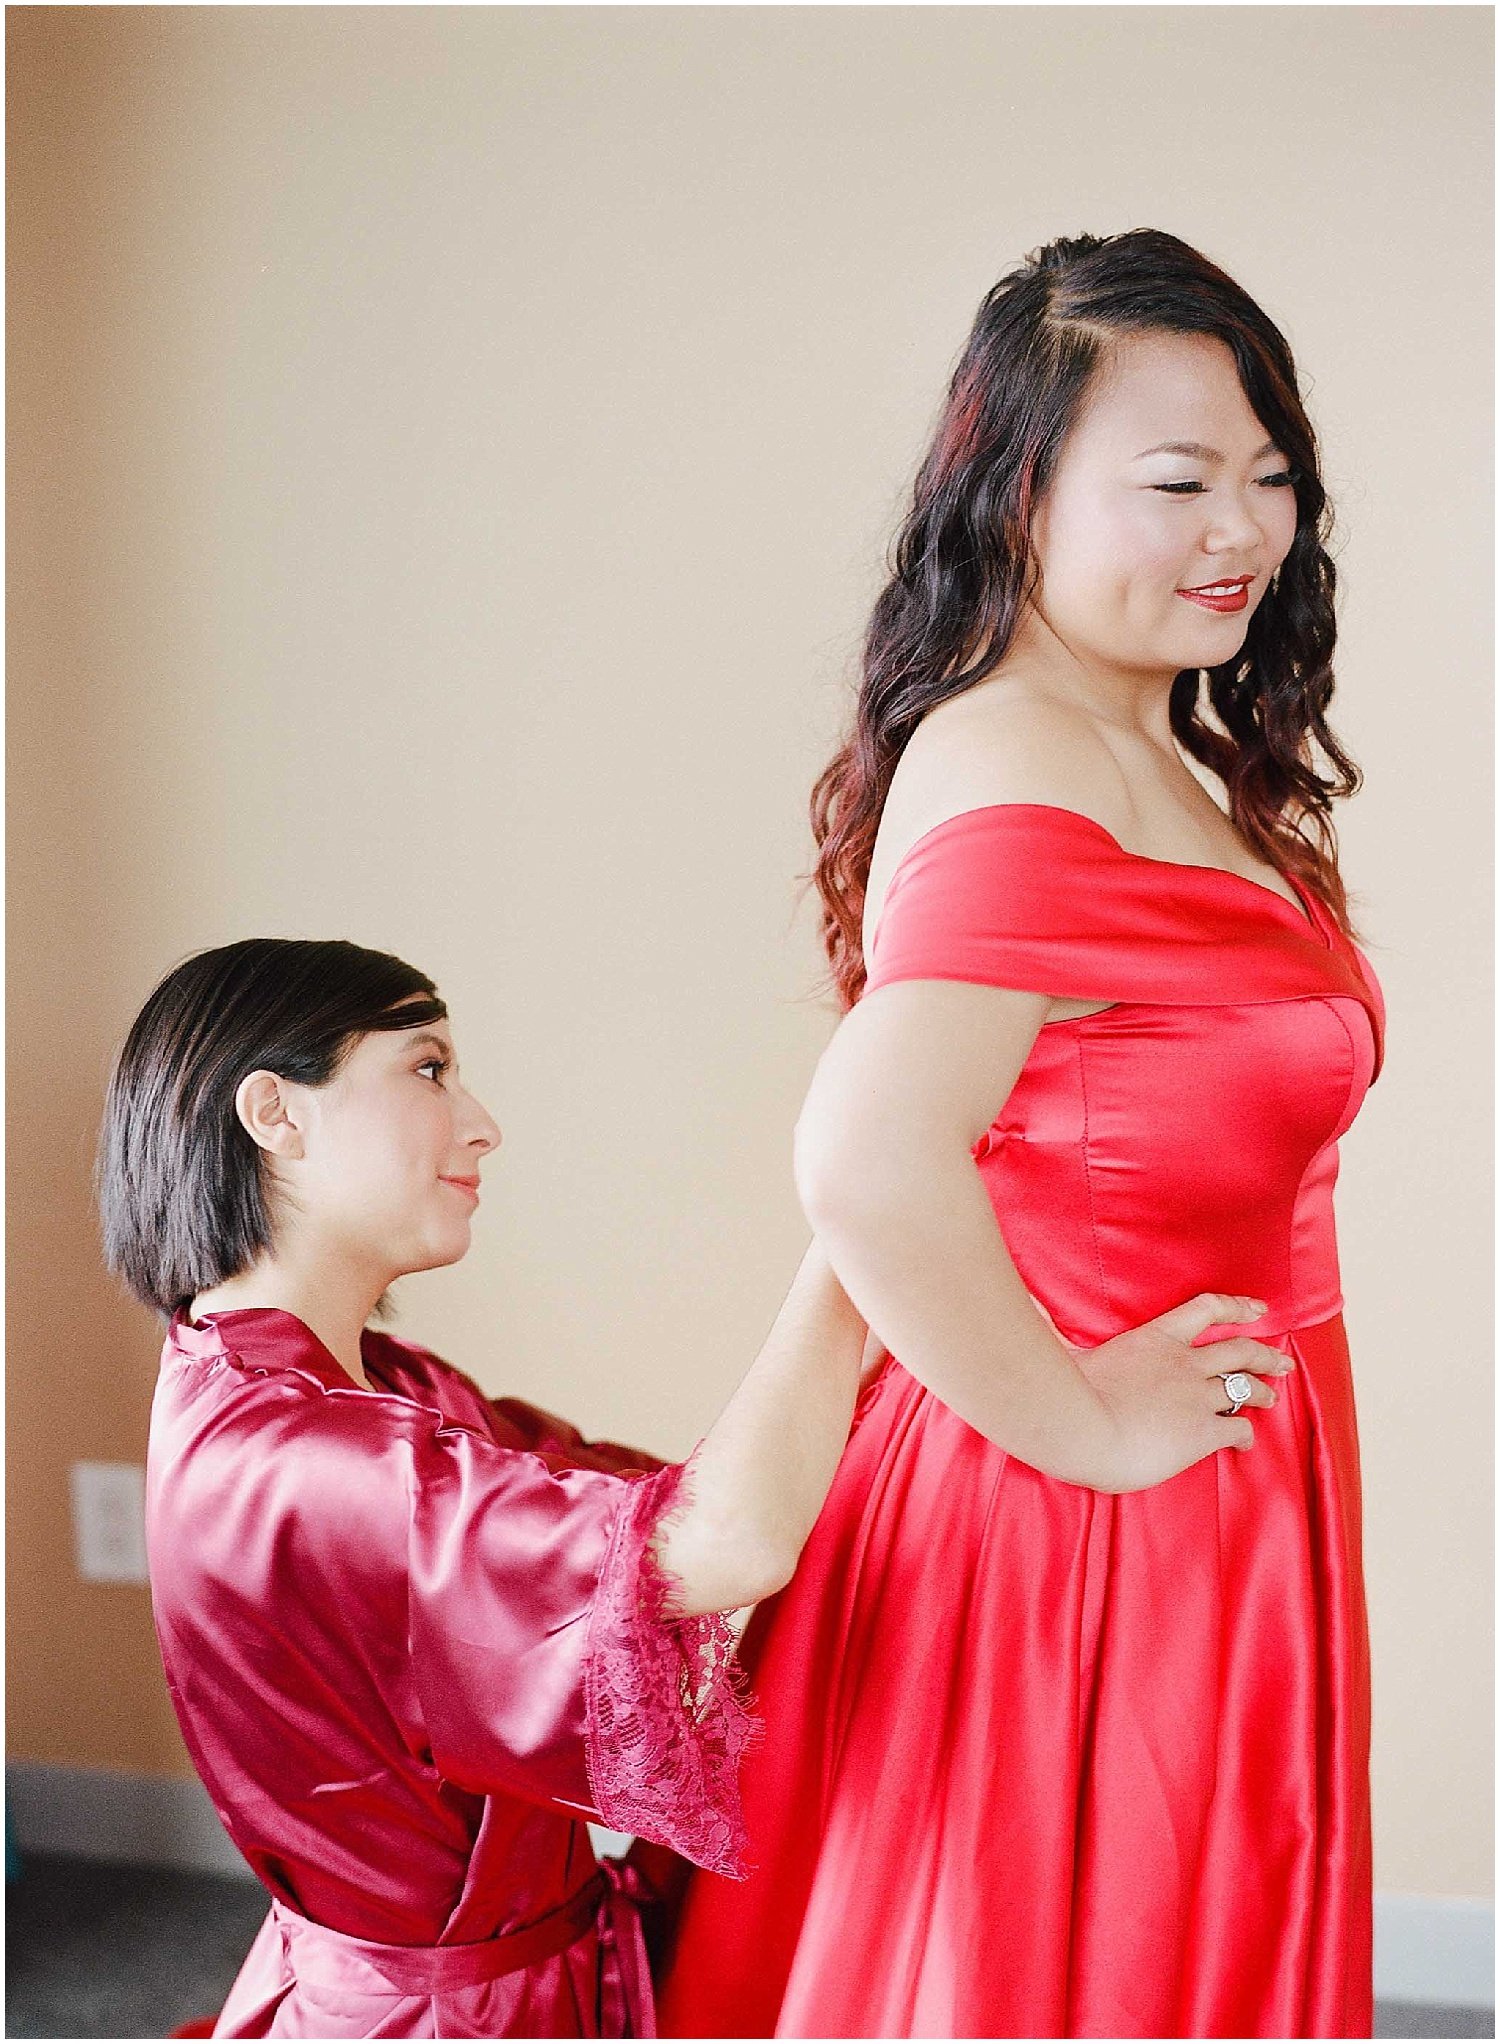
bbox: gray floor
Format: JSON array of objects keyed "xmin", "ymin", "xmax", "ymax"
[
  {"xmin": 4, "ymin": 1851, "xmax": 1495, "ymax": 2039},
  {"xmin": 7, "ymin": 1852, "xmax": 268, "ymax": 2040},
  {"xmin": 1376, "ymin": 2003, "xmax": 1496, "ymax": 2041}
]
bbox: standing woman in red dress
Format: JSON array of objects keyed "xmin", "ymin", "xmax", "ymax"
[{"xmin": 658, "ymin": 229, "xmax": 1386, "ymax": 2039}]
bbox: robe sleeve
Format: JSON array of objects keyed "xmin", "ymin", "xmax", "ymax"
[
  {"xmin": 404, "ymin": 1415, "xmax": 757, "ymax": 1878},
  {"xmin": 484, "ymin": 1393, "xmax": 666, "ymax": 1477},
  {"xmin": 368, "ymin": 1333, "xmax": 666, "ymax": 1476}
]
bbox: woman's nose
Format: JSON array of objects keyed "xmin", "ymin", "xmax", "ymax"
[
  {"xmin": 1206, "ymin": 492, "xmax": 1268, "ymax": 552},
  {"xmin": 462, "ymin": 1092, "xmax": 503, "ymax": 1153}
]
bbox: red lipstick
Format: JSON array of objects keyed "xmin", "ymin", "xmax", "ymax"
[{"xmin": 1177, "ymin": 576, "xmax": 1252, "ymax": 614}]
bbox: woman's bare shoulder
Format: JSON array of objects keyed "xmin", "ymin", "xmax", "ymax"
[{"xmin": 873, "ymin": 685, "xmax": 1135, "ymax": 877}]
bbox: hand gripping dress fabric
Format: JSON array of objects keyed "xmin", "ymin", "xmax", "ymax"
[
  {"xmin": 656, "ymin": 803, "xmax": 1387, "ymax": 2041},
  {"xmin": 145, "ymin": 1310, "xmax": 758, "ymax": 2038}
]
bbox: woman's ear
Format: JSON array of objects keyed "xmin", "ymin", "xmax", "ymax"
[{"xmin": 234, "ymin": 1070, "xmax": 306, "ymax": 1160}]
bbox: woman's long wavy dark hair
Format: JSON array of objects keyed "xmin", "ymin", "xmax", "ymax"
[{"xmin": 811, "ymin": 229, "xmax": 1363, "ymax": 1010}]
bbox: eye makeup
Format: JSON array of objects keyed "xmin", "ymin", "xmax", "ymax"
[{"xmin": 1150, "ymin": 471, "xmax": 1296, "ymax": 496}]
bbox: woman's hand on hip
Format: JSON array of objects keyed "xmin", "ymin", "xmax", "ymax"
[{"xmin": 1063, "ymin": 1292, "xmax": 1294, "ymax": 1494}]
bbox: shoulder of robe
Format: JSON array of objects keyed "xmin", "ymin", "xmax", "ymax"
[{"xmin": 215, "ymin": 1381, "xmax": 614, "ymax": 1619}]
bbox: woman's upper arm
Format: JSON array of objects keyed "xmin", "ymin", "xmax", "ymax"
[
  {"xmin": 795, "ymin": 977, "xmax": 1051, "ymax": 1209},
  {"xmin": 802, "ymin": 696, "xmax": 1132, "ymax": 1200}
]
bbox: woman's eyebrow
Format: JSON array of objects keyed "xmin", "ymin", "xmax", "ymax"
[
  {"xmin": 404, "ymin": 1032, "xmax": 452, "ymax": 1057},
  {"xmin": 1133, "ymin": 437, "xmax": 1281, "ymax": 463}
]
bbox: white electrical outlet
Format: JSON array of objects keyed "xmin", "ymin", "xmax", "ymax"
[{"xmin": 70, "ymin": 1462, "xmax": 149, "ymax": 1583}]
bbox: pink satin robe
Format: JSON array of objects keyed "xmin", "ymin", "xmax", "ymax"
[
  {"xmin": 659, "ymin": 803, "xmax": 1388, "ymax": 2039},
  {"xmin": 146, "ymin": 1307, "xmax": 755, "ymax": 2037}
]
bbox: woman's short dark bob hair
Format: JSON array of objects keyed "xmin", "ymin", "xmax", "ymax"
[{"xmin": 97, "ymin": 937, "xmax": 446, "ymax": 1319}]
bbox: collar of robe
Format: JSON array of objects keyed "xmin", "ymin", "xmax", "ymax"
[{"xmin": 167, "ymin": 1305, "xmax": 402, "ymax": 1395}]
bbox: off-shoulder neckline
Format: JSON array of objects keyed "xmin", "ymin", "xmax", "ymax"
[{"xmin": 888, "ymin": 800, "xmax": 1330, "ymax": 947}]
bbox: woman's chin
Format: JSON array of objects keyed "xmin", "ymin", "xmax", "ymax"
[
  {"xmin": 1171, "ymin": 615, "xmax": 1252, "ymax": 661},
  {"xmin": 422, "ymin": 1225, "xmax": 476, "ymax": 1272},
  {"xmin": 385, "ymin": 1230, "xmax": 474, "ymax": 1282}
]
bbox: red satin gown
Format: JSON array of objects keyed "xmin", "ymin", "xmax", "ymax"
[
  {"xmin": 147, "ymin": 1308, "xmax": 755, "ymax": 2038},
  {"xmin": 658, "ymin": 803, "xmax": 1387, "ymax": 2041}
]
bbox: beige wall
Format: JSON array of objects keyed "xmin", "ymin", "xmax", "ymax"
[{"xmin": 8, "ymin": 6, "xmax": 1491, "ymax": 1900}]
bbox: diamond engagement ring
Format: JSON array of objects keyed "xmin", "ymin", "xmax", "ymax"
[{"xmin": 1217, "ymin": 1371, "xmax": 1256, "ymax": 1416}]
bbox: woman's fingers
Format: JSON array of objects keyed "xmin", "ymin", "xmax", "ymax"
[
  {"xmin": 1154, "ymin": 1290, "xmax": 1269, "ymax": 1342},
  {"xmin": 1210, "ymin": 1335, "xmax": 1295, "ymax": 1375},
  {"xmin": 1207, "ymin": 1369, "xmax": 1278, "ymax": 1413}
]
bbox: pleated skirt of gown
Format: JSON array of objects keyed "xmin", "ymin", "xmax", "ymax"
[{"xmin": 657, "ymin": 1312, "xmax": 1373, "ymax": 2039}]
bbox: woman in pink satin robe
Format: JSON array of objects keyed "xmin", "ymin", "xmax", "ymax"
[
  {"xmin": 98, "ymin": 936, "xmax": 868, "ymax": 2038},
  {"xmin": 659, "ymin": 231, "xmax": 1385, "ymax": 2036}
]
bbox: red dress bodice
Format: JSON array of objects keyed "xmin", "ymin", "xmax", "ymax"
[{"xmin": 865, "ymin": 803, "xmax": 1385, "ymax": 1346}]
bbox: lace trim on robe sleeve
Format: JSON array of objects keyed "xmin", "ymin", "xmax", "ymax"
[{"xmin": 581, "ymin": 1451, "xmax": 761, "ymax": 1879}]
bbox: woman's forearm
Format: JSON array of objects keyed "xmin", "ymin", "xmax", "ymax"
[
  {"xmin": 652, "ymin": 1240, "xmax": 867, "ymax": 1617},
  {"xmin": 797, "ymin": 1133, "xmax": 1118, "ymax": 1486}
]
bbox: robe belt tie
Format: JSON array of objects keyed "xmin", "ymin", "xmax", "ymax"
[{"xmin": 270, "ymin": 1870, "xmax": 610, "ymax": 1995}]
